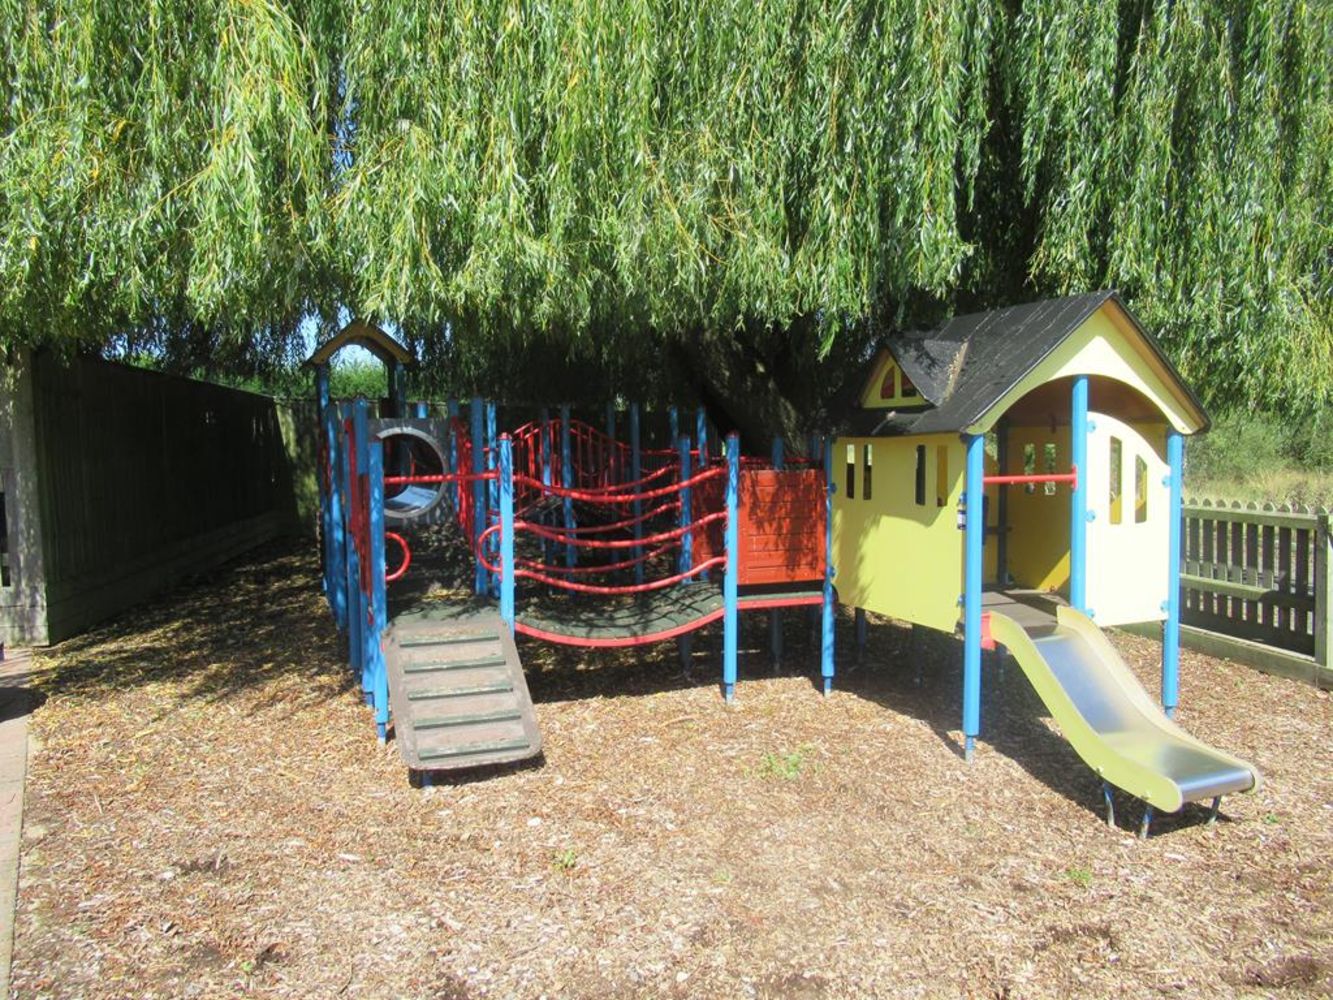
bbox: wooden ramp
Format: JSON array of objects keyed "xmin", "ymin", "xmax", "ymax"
[{"xmin": 383, "ymin": 608, "xmax": 542, "ymax": 773}]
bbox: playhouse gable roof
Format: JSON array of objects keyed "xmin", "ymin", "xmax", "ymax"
[
  {"xmin": 305, "ymin": 320, "xmax": 413, "ymax": 368},
  {"xmin": 845, "ymin": 291, "xmax": 1208, "ymax": 437}
]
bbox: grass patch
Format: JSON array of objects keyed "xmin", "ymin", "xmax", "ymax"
[{"xmin": 758, "ymin": 745, "xmax": 814, "ymax": 780}]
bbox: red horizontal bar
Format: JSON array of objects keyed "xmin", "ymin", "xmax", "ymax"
[{"xmin": 984, "ymin": 468, "xmax": 1077, "ymax": 487}]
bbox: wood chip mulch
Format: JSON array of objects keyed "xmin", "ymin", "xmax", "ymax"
[{"xmin": 11, "ymin": 541, "xmax": 1332, "ymax": 998}]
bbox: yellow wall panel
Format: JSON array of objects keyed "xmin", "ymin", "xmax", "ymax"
[{"xmin": 832, "ymin": 434, "xmax": 965, "ymax": 632}]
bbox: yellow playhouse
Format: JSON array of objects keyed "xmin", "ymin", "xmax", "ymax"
[{"xmin": 828, "ymin": 291, "xmax": 1259, "ymax": 830}]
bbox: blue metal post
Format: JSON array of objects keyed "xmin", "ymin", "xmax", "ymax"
[
  {"xmin": 471, "ymin": 396, "xmax": 487, "ymax": 595},
  {"xmin": 389, "ymin": 361, "xmax": 408, "ymax": 418},
  {"xmin": 447, "ymin": 398, "xmax": 460, "ymax": 510},
  {"xmin": 630, "ymin": 403, "xmax": 643, "ymax": 585},
  {"xmin": 540, "ymin": 407, "xmax": 553, "ymax": 488},
  {"xmin": 561, "ymin": 404, "xmax": 576, "ymax": 567},
  {"xmin": 499, "ymin": 435, "xmax": 515, "ymax": 633},
  {"xmin": 342, "ymin": 410, "xmax": 362, "ymax": 682},
  {"xmin": 678, "ymin": 434, "xmax": 694, "ymax": 670},
  {"xmin": 963, "ymin": 432, "xmax": 986, "ymax": 760},
  {"xmin": 821, "ymin": 437, "xmax": 835, "ymax": 694},
  {"xmin": 696, "ymin": 408, "xmax": 710, "ymax": 581},
  {"xmin": 413, "ymin": 401, "xmax": 428, "ymax": 419},
  {"xmin": 605, "ymin": 402, "xmax": 617, "ymax": 485},
  {"xmin": 770, "ymin": 436, "xmax": 784, "ymax": 667},
  {"xmin": 677, "ymin": 436, "xmax": 693, "ymax": 576},
  {"xmin": 668, "ymin": 406, "xmax": 679, "ymax": 446},
  {"xmin": 723, "ymin": 433, "xmax": 740, "ymax": 702},
  {"xmin": 368, "ymin": 438, "xmax": 389, "ymax": 741},
  {"xmin": 1070, "ymin": 375, "xmax": 1090, "ymax": 614},
  {"xmin": 354, "ymin": 400, "xmax": 372, "ymax": 701},
  {"xmin": 486, "ymin": 401, "xmax": 499, "ymax": 597},
  {"xmin": 1163, "ymin": 429, "xmax": 1184, "ymax": 717}
]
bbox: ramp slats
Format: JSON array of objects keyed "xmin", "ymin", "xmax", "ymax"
[{"xmin": 384, "ymin": 609, "xmax": 542, "ymax": 772}]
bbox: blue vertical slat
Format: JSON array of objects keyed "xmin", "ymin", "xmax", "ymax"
[
  {"xmin": 499, "ymin": 435, "xmax": 515, "ymax": 633},
  {"xmin": 821, "ymin": 436, "xmax": 835, "ymax": 694},
  {"xmin": 1070, "ymin": 375, "xmax": 1089, "ymax": 614},
  {"xmin": 447, "ymin": 398, "xmax": 460, "ymax": 510},
  {"xmin": 723, "ymin": 433, "xmax": 740, "ymax": 701},
  {"xmin": 561, "ymin": 404, "xmax": 576, "ymax": 568},
  {"xmin": 368, "ymin": 439, "xmax": 389, "ymax": 741},
  {"xmin": 605, "ymin": 402, "xmax": 617, "ymax": 485},
  {"xmin": 471, "ymin": 396, "xmax": 486, "ymax": 595},
  {"xmin": 316, "ymin": 365, "xmax": 333, "ymax": 599},
  {"xmin": 1163, "ymin": 429, "xmax": 1184, "ymax": 717},
  {"xmin": 963, "ymin": 433, "xmax": 986, "ymax": 760},
  {"xmin": 354, "ymin": 400, "xmax": 372, "ymax": 700},
  {"xmin": 668, "ymin": 406, "xmax": 679, "ymax": 446}
]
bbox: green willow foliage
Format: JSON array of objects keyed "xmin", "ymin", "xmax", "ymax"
[{"xmin": 1, "ymin": 0, "xmax": 1329, "ymax": 410}]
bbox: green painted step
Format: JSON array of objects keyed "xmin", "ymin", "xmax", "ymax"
[
  {"xmin": 419, "ymin": 737, "xmax": 531, "ymax": 761},
  {"xmin": 403, "ymin": 655, "xmax": 507, "ymax": 674},
  {"xmin": 399, "ymin": 631, "xmax": 500, "ymax": 648},
  {"xmin": 414, "ymin": 709, "xmax": 523, "ymax": 731},
  {"xmin": 406, "ymin": 682, "xmax": 513, "ymax": 701}
]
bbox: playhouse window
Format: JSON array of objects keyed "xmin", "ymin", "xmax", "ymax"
[
  {"xmin": 1109, "ymin": 437, "xmax": 1123, "ymax": 525},
  {"xmin": 845, "ymin": 443, "xmax": 856, "ymax": 499},
  {"xmin": 879, "ymin": 369, "xmax": 897, "ymax": 399},
  {"xmin": 935, "ymin": 445, "xmax": 948, "ymax": 506},
  {"xmin": 1043, "ymin": 443, "xmax": 1058, "ymax": 496},
  {"xmin": 862, "ymin": 444, "xmax": 873, "ymax": 500},
  {"xmin": 1134, "ymin": 455, "xmax": 1149, "ymax": 523},
  {"xmin": 914, "ymin": 445, "xmax": 926, "ymax": 506}
]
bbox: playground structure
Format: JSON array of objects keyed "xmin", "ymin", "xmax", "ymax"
[{"xmin": 307, "ymin": 294, "xmax": 1259, "ymax": 835}]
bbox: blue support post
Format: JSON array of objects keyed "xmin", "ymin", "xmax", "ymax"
[
  {"xmin": 676, "ymin": 435, "xmax": 693, "ymax": 670},
  {"xmin": 368, "ymin": 439, "xmax": 389, "ymax": 741},
  {"xmin": 413, "ymin": 401, "xmax": 428, "ymax": 419},
  {"xmin": 342, "ymin": 410, "xmax": 362, "ymax": 683},
  {"xmin": 769, "ymin": 436, "xmax": 784, "ymax": 668},
  {"xmin": 668, "ymin": 406, "xmax": 679, "ymax": 446},
  {"xmin": 855, "ymin": 608, "xmax": 867, "ymax": 659},
  {"xmin": 722, "ymin": 433, "xmax": 740, "ymax": 701},
  {"xmin": 540, "ymin": 407, "xmax": 553, "ymax": 488},
  {"xmin": 561, "ymin": 405, "xmax": 576, "ymax": 568},
  {"xmin": 499, "ymin": 435, "xmax": 515, "ymax": 633},
  {"xmin": 963, "ymin": 432, "xmax": 986, "ymax": 760},
  {"xmin": 630, "ymin": 403, "xmax": 643, "ymax": 585},
  {"xmin": 471, "ymin": 397, "xmax": 487, "ymax": 595},
  {"xmin": 1163, "ymin": 429, "xmax": 1184, "ymax": 717},
  {"xmin": 354, "ymin": 400, "xmax": 372, "ymax": 702},
  {"xmin": 1070, "ymin": 375, "xmax": 1090, "ymax": 614},
  {"xmin": 486, "ymin": 401, "xmax": 499, "ymax": 597},
  {"xmin": 821, "ymin": 437, "xmax": 835, "ymax": 695}
]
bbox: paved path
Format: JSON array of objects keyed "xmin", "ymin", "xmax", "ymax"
[{"xmin": 0, "ymin": 648, "xmax": 32, "ymax": 1000}]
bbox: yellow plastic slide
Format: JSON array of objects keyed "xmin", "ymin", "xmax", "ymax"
[{"xmin": 987, "ymin": 606, "xmax": 1260, "ymax": 814}]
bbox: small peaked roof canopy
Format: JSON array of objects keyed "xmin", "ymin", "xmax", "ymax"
[
  {"xmin": 843, "ymin": 291, "xmax": 1209, "ymax": 437},
  {"xmin": 304, "ymin": 319, "xmax": 413, "ymax": 368}
]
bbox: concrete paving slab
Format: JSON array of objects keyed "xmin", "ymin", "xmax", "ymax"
[{"xmin": 0, "ymin": 648, "xmax": 32, "ymax": 1000}]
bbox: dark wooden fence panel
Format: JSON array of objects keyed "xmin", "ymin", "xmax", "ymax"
[
  {"xmin": 1180, "ymin": 500, "xmax": 1328, "ymax": 663},
  {"xmin": 29, "ymin": 352, "xmax": 301, "ymax": 640}
]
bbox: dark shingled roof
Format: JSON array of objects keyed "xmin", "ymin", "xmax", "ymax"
[
  {"xmin": 305, "ymin": 319, "xmax": 414, "ymax": 368},
  {"xmin": 841, "ymin": 291, "xmax": 1203, "ymax": 436}
]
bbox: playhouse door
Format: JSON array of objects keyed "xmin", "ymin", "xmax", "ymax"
[{"xmin": 1084, "ymin": 413, "xmax": 1170, "ymax": 626}]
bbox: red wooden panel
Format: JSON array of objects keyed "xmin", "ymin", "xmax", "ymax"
[{"xmin": 689, "ymin": 469, "xmax": 825, "ymax": 584}]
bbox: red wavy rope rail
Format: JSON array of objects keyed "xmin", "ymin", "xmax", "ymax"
[
  {"xmin": 517, "ymin": 510, "xmax": 726, "ymax": 550},
  {"xmin": 511, "ymin": 557, "xmax": 727, "ymax": 595},
  {"xmin": 513, "ymin": 464, "xmax": 724, "ymax": 504}
]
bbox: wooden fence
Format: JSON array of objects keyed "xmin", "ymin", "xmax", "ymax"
[{"xmin": 1178, "ymin": 499, "xmax": 1330, "ymax": 685}]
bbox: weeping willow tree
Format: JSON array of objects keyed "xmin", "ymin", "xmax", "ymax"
[{"xmin": 1, "ymin": 0, "xmax": 1329, "ymax": 437}]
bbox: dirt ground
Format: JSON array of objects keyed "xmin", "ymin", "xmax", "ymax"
[{"xmin": 11, "ymin": 541, "xmax": 1332, "ymax": 999}]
